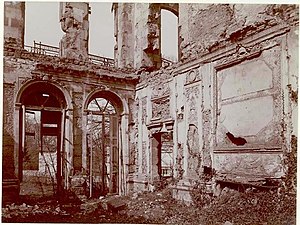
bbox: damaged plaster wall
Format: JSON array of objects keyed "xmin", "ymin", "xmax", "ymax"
[
  {"xmin": 128, "ymin": 3, "xmax": 298, "ymax": 201},
  {"xmin": 179, "ymin": 4, "xmax": 299, "ymax": 62},
  {"xmin": 2, "ymin": 2, "xmax": 299, "ymax": 204},
  {"xmin": 134, "ymin": 3, "xmax": 153, "ymax": 70},
  {"xmin": 114, "ymin": 3, "xmax": 298, "ymax": 71}
]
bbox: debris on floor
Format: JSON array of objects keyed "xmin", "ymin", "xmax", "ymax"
[{"xmin": 2, "ymin": 187, "xmax": 296, "ymax": 224}]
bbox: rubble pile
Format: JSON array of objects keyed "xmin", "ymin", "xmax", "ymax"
[
  {"xmin": 2, "ymin": 186, "xmax": 296, "ymax": 224},
  {"xmin": 120, "ymin": 187, "xmax": 296, "ymax": 225},
  {"xmin": 2, "ymin": 203, "xmax": 70, "ymax": 220}
]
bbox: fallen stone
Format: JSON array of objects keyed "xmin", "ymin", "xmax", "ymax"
[
  {"xmin": 132, "ymin": 193, "xmax": 138, "ymax": 199},
  {"xmin": 214, "ymin": 183, "xmax": 222, "ymax": 197},
  {"xmin": 106, "ymin": 198, "xmax": 127, "ymax": 212},
  {"xmin": 55, "ymin": 206, "xmax": 61, "ymax": 212},
  {"xmin": 80, "ymin": 200, "xmax": 102, "ymax": 214},
  {"xmin": 224, "ymin": 221, "xmax": 233, "ymax": 225}
]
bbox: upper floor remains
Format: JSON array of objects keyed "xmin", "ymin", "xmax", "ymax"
[{"xmin": 4, "ymin": 2, "xmax": 298, "ymax": 73}]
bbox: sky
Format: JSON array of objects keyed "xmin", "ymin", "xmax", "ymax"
[
  {"xmin": 24, "ymin": 2, "xmax": 178, "ymax": 60},
  {"xmin": 16, "ymin": 0, "xmax": 300, "ymax": 59},
  {"xmin": 24, "ymin": 2, "xmax": 115, "ymax": 58}
]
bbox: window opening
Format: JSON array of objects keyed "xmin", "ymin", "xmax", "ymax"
[
  {"xmin": 161, "ymin": 9, "xmax": 178, "ymax": 64},
  {"xmin": 159, "ymin": 132, "xmax": 173, "ymax": 178},
  {"xmin": 87, "ymin": 97, "xmax": 118, "ymax": 197},
  {"xmin": 21, "ymin": 109, "xmax": 61, "ymax": 197},
  {"xmin": 151, "ymin": 131, "xmax": 174, "ymax": 181},
  {"xmin": 89, "ymin": 2, "xmax": 114, "ymax": 58},
  {"xmin": 25, "ymin": 2, "xmax": 63, "ymax": 48}
]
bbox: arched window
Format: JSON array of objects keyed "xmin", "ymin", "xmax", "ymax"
[
  {"xmin": 86, "ymin": 97, "xmax": 119, "ymax": 197},
  {"xmin": 147, "ymin": 3, "xmax": 179, "ymax": 69},
  {"xmin": 87, "ymin": 98, "xmax": 116, "ymax": 114}
]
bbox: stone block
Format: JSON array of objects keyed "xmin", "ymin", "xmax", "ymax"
[
  {"xmin": 106, "ymin": 198, "xmax": 127, "ymax": 212},
  {"xmin": 80, "ymin": 200, "xmax": 102, "ymax": 213}
]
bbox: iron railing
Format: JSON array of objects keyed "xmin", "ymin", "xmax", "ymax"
[
  {"xmin": 24, "ymin": 41, "xmax": 60, "ymax": 57},
  {"xmin": 89, "ymin": 53, "xmax": 115, "ymax": 67},
  {"xmin": 24, "ymin": 41, "xmax": 115, "ymax": 67},
  {"xmin": 24, "ymin": 41, "xmax": 174, "ymax": 68}
]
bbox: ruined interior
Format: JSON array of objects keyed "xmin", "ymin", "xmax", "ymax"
[{"xmin": 2, "ymin": 2, "xmax": 298, "ymax": 211}]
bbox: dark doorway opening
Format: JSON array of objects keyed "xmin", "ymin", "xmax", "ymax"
[
  {"xmin": 19, "ymin": 82, "xmax": 66, "ymax": 199},
  {"xmin": 152, "ymin": 132, "xmax": 174, "ymax": 180}
]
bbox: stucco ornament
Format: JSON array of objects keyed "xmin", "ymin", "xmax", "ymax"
[{"xmin": 187, "ymin": 124, "xmax": 201, "ymax": 177}]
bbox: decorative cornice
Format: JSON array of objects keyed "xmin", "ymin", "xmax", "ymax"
[
  {"xmin": 3, "ymin": 44, "xmax": 139, "ymax": 85},
  {"xmin": 146, "ymin": 118, "xmax": 174, "ymax": 134}
]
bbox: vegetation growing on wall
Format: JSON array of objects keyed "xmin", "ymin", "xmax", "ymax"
[{"xmin": 283, "ymin": 135, "xmax": 297, "ymax": 192}]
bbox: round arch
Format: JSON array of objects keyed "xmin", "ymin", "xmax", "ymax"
[
  {"xmin": 84, "ymin": 89, "xmax": 128, "ymax": 115},
  {"xmin": 82, "ymin": 88, "xmax": 130, "ymax": 196},
  {"xmin": 16, "ymin": 80, "xmax": 72, "ymax": 110},
  {"xmin": 15, "ymin": 79, "xmax": 73, "ymax": 197},
  {"xmin": 159, "ymin": 3, "xmax": 179, "ymax": 17}
]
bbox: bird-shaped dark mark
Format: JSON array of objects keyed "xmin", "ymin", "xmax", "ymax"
[{"xmin": 226, "ymin": 132, "xmax": 247, "ymax": 146}]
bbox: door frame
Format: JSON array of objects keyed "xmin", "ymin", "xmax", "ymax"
[{"xmin": 19, "ymin": 105, "xmax": 66, "ymax": 196}]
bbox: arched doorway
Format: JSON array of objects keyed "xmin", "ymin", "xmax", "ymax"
[
  {"xmin": 85, "ymin": 91, "xmax": 123, "ymax": 197},
  {"xmin": 18, "ymin": 81, "xmax": 67, "ymax": 198}
]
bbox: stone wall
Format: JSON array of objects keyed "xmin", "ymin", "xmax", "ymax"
[
  {"xmin": 59, "ymin": 2, "xmax": 90, "ymax": 60},
  {"xmin": 114, "ymin": 3, "xmax": 298, "ymax": 71},
  {"xmin": 4, "ymin": 2, "xmax": 25, "ymax": 48},
  {"xmin": 179, "ymin": 4, "xmax": 299, "ymax": 62},
  {"xmin": 113, "ymin": 3, "xmax": 135, "ymax": 69},
  {"xmin": 3, "ymin": 41, "xmax": 138, "ymax": 199},
  {"xmin": 3, "ymin": 83, "xmax": 16, "ymax": 179},
  {"xmin": 2, "ymin": 2, "xmax": 298, "ymax": 203},
  {"xmin": 114, "ymin": 3, "xmax": 179, "ymax": 70}
]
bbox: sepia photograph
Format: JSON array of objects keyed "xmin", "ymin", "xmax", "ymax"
[{"xmin": 1, "ymin": 0, "xmax": 298, "ymax": 224}]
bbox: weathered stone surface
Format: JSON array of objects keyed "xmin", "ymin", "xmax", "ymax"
[
  {"xmin": 113, "ymin": 3, "xmax": 135, "ymax": 69},
  {"xmin": 214, "ymin": 153, "xmax": 285, "ymax": 179},
  {"xmin": 80, "ymin": 200, "xmax": 102, "ymax": 213},
  {"xmin": 4, "ymin": 2, "xmax": 25, "ymax": 47},
  {"xmin": 60, "ymin": 2, "xmax": 89, "ymax": 60},
  {"xmin": 106, "ymin": 198, "xmax": 127, "ymax": 211}
]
